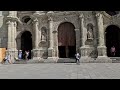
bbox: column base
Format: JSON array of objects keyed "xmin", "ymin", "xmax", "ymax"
[
  {"xmin": 80, "ymin": 56, "xmax": 94, "ymax": 63},
  {"xmin": 97, "ymin": 46, "xmax": 107, "ymax": 56},
  {"xmin": 32, "ymin": 48, "xmax": 48, "ymax": 60},
  {"xmin": 48, "ymin": 48, "xmax": 53, "ymax": 57},
  {"xmin": 80, "ymin": 46, "xmax": 96, "ymax": 57},
  {"xmin": 95, "ymin": 56, "xmax": 112, "ymax": 63}
]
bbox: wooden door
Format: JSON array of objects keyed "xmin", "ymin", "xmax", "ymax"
[{"xmin": 58, "ymin": 22, "xmax": 76, "ymax": 58}]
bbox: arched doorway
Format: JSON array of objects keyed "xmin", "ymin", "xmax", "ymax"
[
  {"xmin": 105, "ymin": 25, "xmax": 120, "ymax": 57},
  {"xmin": 21, "ymin": 31, "xmax": 32, "ymax": 59},
  {"xmin": 58, "ymin": 22, "xmax": 76, "ymax": 58}
]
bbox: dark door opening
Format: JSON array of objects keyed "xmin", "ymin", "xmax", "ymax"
[
  {"xmin": 58, "ymin": 22, "xmax": 76, "ymax": 58},
  {"xmin": 106, "ymin": 25, "xmax": 120, "ymax": 57},
  {"xmin": 58, "ymin": 46, "xmax": 66, "ymax": 58},
  {"xmin": 21, "ymin": 31, "xmax": 32, "ymax": 59},
  {"xmin": 68, "ymin": 46, "xmax": 76, "ymax": 58}
]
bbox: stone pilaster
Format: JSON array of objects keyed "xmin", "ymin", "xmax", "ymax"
[
  {"xmin": 96, "ymin": 13, "xmax": 107, "ymax": 57},
  {"xmin": 6, "ymin": 11, "xmax": 18, "ymax": 62},
  {"xmin": 79, "ymin": 14, "xmax": 88, "ymax": 57},
  {"xmin": 6, "ymin": 21, "xmax": 12, "ymax": 50},
  {"xmin": 47, "ymin": 16, "xmax": 57, "ymax": 62},
  {"xmin": 32, "ymin": 18, "xmax": 41, "ymax": 60},
  {"xmin": 33, "ymin": 18, "xmax": 39, "ymax": 49},
  {"xmin": 74, "ymin": 29, "xmax": 80, "ymax": 52},
  {"xmin": 48, "ymin": 17, "xmax": 54, "ymax": 57},
  {"xmin": 80, "ymin": 14, "xmax": 86, "ymax": 47},
  {"xmin": 95, "ymin": 12, "xmax": 112, "ymax": 63}
]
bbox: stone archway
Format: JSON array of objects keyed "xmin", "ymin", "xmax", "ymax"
[
  {"xmin": 105, "ymin": 25, "xmax": 120, "ymax": 57},
  {"xmin": 58, "ymin": 22, "xmax": 76, "ymax": 58},
  {"xmin": 21, "ymin": 31, "xmax": 32, "ymax": 59}
]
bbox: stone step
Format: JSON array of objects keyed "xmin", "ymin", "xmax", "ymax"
[
  {"xmin": 13, "ymin": 60, "xmax": 27, "ymax": 64},
  {"xmin": 57, "ymin": 58, "xmax": 76, "ymax": 63},
  {"xmin": 13, "ymin": 57, "xmax": 120, "ymax": 64}
]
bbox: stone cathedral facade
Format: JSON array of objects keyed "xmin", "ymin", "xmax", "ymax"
[{"xmin": 0, "ymin": 11, "xmax": 120, "ymax": 63}]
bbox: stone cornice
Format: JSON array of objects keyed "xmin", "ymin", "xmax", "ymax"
[{"xmin": 47, "ymin": 11, "xmax": 81, "ymax": 16}]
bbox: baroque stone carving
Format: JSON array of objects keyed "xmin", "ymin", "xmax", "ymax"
[
  {"xmin": 41, "ymin": 27, "xmax": 47, "ymax": 42},
  {"xmin": 87, "ymin": 23, "xmax": 94, "ymax": 40}
]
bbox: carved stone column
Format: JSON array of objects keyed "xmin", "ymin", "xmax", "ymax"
[
  {"xmin": 75, "ymin": 29, "xmax": 80, "ymax": 52},
  {"xmin": 48, "ymin": 17, "xmax": 54, "ymax": 57},
  {"xmin": 32, "ymin": 18, "xmax": 41, "ymax": 60},
  {"xmin": 79, "ymin": 14, "xmax": 88, "ymax": 57},
  {"xmin": 6, "ymin": 11, "xmax": 18, "ymax": 62},
  {"xmin": 96, "ymin": 13, "xmax": 107, "ymax": 56},
  {"xmin": 33, "ymin": 18, "xmax": 39, "ymax": 49},
  {"xmin": 79, "ymin": 14, "xmax": 86, "ymax": 47},
  {"xmin": 95, "ymin": 12, "xmax": 112, "ymax": 63},
  {"xmin": 6, "ymin": 21, "xmax": 12, "ymax": 50}
]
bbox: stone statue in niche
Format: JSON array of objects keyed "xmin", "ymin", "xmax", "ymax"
[
  {"xmin": 87, "ymin": 24, "xmax": 94, "ymax": 40},
  {"xmin": 41, "ymin": 27, "xmax": 47, "ymax": 42}
]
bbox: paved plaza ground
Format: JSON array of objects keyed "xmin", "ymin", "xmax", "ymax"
[{"xmin": 0, "ymin": 63, "xmax": 120, "ymax": 79}]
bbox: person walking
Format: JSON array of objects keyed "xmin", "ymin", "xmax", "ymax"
[
  {"xmin": 4, "ymin": 53, "xmax": 12, "ymax": 64},
  {"xmin": 18, "ymin": 50, "xmax": 22, "ymax": 60},
  {"xmin": 75, "ymin": 52, "xmax": 80, "ymax": 64},
  {"xmin": 110, "ymin": 46, "xmax": 116, "ymax": 56},
  {"xmin": 25, "ymin": 50, "xmax": 29, "ymax": 60}
]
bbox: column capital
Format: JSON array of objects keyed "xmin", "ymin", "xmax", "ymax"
[
  {"xmin": 48, "ymin": 16, "xmax": 53, "ymax": 21},
  {"xmin": 79, "ymin": 14, "xmax": 84, "ymax": 19},
  {"xmin": 6, "ymin": 20, "xmax": 11, "ymax": 25},
  {"xmin": 33, "ymin": 18, "xmax": 38, "ymax": 22},
  {"xmin": 95, "ymin": 13, "xmax": 103, "ymax": 18},
  {"xmin": 33, "ymin": 18, "xmax": 39, "ymax": 25},
  {"xmin": 14, "ymin": 22, "xmax": 17, "ymax": 27}
]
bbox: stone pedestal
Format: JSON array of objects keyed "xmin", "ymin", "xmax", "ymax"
[
  {"xmin": 96, "ymin": 46, "xmax": 112, "ymax": 63},
  {"xmin": 80, "ymin": 56, "xmax": 94, "ymax": 63},
  {"xmin": 48, "ymin": 48, "xmax": 53, "ymax": 57},
  {"xmin": 32, "ymin": 48, "xmax": 48, "ymax": 60},
  {"xmin": 6, "ymin": 49, "xmax": 18, "ymax": 63},
  {"xmin": 80, "ymin": 46, "xmax": 95, "ymax": 56},
  {"xmin": 96, "ymin": 56, "xmax": 112, "ymax": 63},
  {"xmin": 97, "ymin": 46, "xmax": 107, "ymax": 56},
  {"xmin": 32, "ymin": 49, "xmax": 40, "ymax": 60},
  {"xmin": 80, "ymin": 46, "xmax": 95, "ymax": 63}
]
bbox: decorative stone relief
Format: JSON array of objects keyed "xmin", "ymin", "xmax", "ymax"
[
  {"xmin": 41, "ymin": 27, "xmax": 47, "ymax": 42},
  {"xmin": 87, "ymin": 23, "xmax": 94, "ymax": 40},
  {"xmin": 85, "ymin": 23, "xmax": 94, "ymax": 46}
]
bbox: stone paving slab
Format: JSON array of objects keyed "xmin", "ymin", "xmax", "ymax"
[{"xmin": 0, "ymin": 63, "xmax": 120, "ymax": 79}]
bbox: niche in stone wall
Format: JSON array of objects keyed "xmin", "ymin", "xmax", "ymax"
[
  {"xmin": 85, "ymin": 23, "xmax": 94, "ymax": 45},
  {"xmin": 105, "ymin": 11, "xmax": 119, "ymax": 16},
  {"xmin": 39, "ymin": 26, "xmax": 48, "ymax": 47},
  {"xmin": 21, "ymin": 16, "xmax": 32, "ymax": 25}
]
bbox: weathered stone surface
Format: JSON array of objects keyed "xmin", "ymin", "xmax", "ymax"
[{"xmin": 0, "ymin": 11, "xmax": 119, "ymax": 63}]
